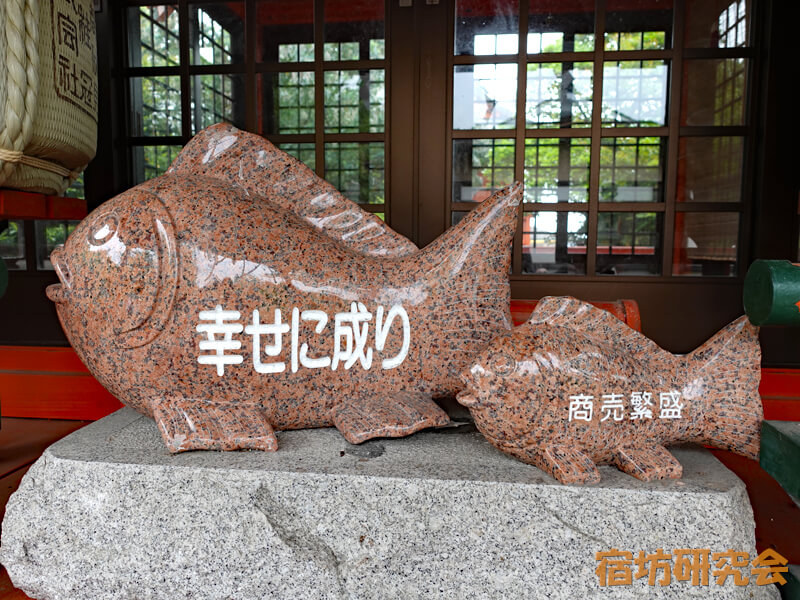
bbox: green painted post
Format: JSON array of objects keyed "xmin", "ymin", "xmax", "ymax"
[
  {"xmin": 743, "ymin": 260, "xmax": 800, "ymax": 326},
  {"xmin": 760, "ymin": 421, "xmax": 800, "ymax": 501},
  {"xmin": 783, "ymin": 565, "xmax": 800, "ymax": 600}
]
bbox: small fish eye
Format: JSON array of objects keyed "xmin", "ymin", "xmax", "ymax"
[
  {"xmin": 490, "ymin": 353, "xmax": 516, "ymax": 376},
  {"xmin": 88, "ymin": 214, "xmax": 118, "ymax": 246}
]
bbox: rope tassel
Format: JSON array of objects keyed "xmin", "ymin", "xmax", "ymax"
[{"xmin": 0, "ymin": 148, "xmax": 81, "ymax": 181}]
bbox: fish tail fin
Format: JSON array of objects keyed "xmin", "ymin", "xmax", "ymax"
[
  {"xmin": 405, "ymin": 183, "xmax": 522, "ymax": 387},
  {"xmin": 687, "ymin": 316, "xmax": 762, "ymax": 459}
]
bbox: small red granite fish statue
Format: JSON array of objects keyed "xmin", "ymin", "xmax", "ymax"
[
  {"xmin": 46, "ymin": 125, "xmax": 521, "ymax": 453},
  {"xmin": 457, "ymin": 296, "xmax": 762, "ymax": 485}
]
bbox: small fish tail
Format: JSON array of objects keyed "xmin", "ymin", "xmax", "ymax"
[{"xmin": 687, "ymin": 316, "xmax": 762, "ymax": 459}]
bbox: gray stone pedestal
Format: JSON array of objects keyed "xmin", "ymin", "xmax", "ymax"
[{"xmin": 0, "ymin": 408, "xmax": 779, "ymax": 599}]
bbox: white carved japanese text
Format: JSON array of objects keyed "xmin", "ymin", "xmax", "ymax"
[{"xmin": 196, "ymin": 303, "xmax": 411, "ymax": 376}]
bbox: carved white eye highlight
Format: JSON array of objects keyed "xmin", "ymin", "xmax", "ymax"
[{"xmin": 89, "ymin": 215, "xmax": 118, "ymax": 246}]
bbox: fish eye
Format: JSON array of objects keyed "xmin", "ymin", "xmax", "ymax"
[
  {"xmin": 489, "ymin": 353, "xmax": 516, "ymax": 376},
  {"xmin": 88, "ymin": 214, "xmax": 118, "ymax": 246}
]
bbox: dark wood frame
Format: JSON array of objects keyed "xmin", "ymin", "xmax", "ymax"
[
  {"xmin": 443, "ymin": 0, "xmax": 756, "ymax": 285},
  {"xmin": 120, "ymin": 0, "xmax": 389, "ymax": 215},
  {"xmin": 381, "ymin": 0, "xmax": 772, "ymax": 354},
  {"xmin": 68, "ymin": 0, "xmax": 788, "ymax": 352}
]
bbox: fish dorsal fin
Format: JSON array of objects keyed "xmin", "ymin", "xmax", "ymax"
[
  {"xmin": 527, "ymin": 296, "xmax": 664, "ymax": 361},
  {"xmin": 167, "ymin": 124, "xmax": 418, "ymax": 258}
]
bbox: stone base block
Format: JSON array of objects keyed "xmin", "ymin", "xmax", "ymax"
[{"xmin": 0, "ymin": 408, "xmax": 779, "ymax": 599}]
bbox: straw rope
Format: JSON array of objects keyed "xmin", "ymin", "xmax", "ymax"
[
  {"xmin": 1, "ymin": 0, "xmax": 97, "ymax": 193},
  {"xmin": 0, "ymin": 147, "xmax": 81, "ymax": 180},
  {"xmin": 0, "ymin": 0, "xmax": 39, "ymax": 183},
  {"xmin": 0, "ymin": 3, "xmax": 8, "ymax": 137},
  {"xmin": 24, "ymin": 0, "xmax": 40, "ymax": 150}
]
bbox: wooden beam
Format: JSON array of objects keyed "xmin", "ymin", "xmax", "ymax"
[
  {"xmin": 0, "ymin": 346, "xmax": 122, "ymax": 420},
  {"xmin": 1, "ymin": 300, "xmax": 798, "ymax": 424},
  {"xmin": 0, "ymin": 190, "xmax": 87, "ymax": 220}
]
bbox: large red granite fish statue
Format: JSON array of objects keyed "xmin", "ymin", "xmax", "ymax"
[
  {"xmin": 457, "ymin": 296, "xmax": 762, "ymax": 484},
  {"xmin": 46, "ymin": 125, "xmax": 521, "ymax": 453}
]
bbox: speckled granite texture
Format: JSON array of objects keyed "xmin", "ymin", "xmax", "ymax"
[
  {"xmin": 45, "ymin": 125, "xmax": 520, "ymax": 452},
  {"xmin": 0, "ymin": 408, "xmax": 778, "ymax": 600},
  {"xmin": 458, "ymin": 296, "xmax": 763, "ymax": 485}
]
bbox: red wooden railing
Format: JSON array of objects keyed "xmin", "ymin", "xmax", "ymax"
[
  {"xmin": 1, "ymin": 298, "xmax": 797, "ymax": 421},
  {"xmin": 0, "ymin": 189, "xmax": 87, "ymax": 220}
]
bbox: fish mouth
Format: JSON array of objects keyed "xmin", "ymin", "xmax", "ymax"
[
  {"xmin": 457, "ymin": 365, "xmax": 502, "ymax": 409},
  {"xmin": 457, "ymin": 366, "xmax": 482, "ymax": 407},
  {"xmin": 456, "ymin": 389, "xmax": 481, "ymax": 408},
  {"xmin": 46, "ymin": 283, "xmax": 67, "ymax": 303},
  {"xmin": 47, "ymin": 248, "xmax": 71, "ymax": 304}
]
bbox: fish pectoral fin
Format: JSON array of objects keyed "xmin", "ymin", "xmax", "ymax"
[
  {"xmin": 331, "ymin": 391, "xmax": 451, "ymax": 445},
  {"xmin": 152, "ymin": 397, "xmax": 278, "ymax": 454},
  {"xmin": 535, "ymin": 444, "xmax": 600, "ymax": 485},
  {"xmin": 613, "ymin": 443, "xmax": 682, "ymax": 482}
]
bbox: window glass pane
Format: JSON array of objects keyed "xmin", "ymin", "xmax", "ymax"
[
  {"xmin": 0, "ymin": 221, "xmax": 25, "ymax": 271},
  {"xmin": 682, "ymin": 59, "xmax": 747, "ymax": 126},
  {"xmin": 324, "ymin": 70, "xmax": 385, "ymax": 134},
  {"xmin": 451, "ymin": 211, "xmax": 469, "ymax": 226},
  {"xmin": 605, "ymin": 0, "xmax": 673, "ymax": 49},
  {"xmin": 455, "ymin": 0, "xmax": 519, "ymax": 56},
  {"xmin": 255, "ymin": 0, "xmax": 314, "ymax": 62},
  {"xmin": 369, "ymin": 39, "xmax": 385, "ymax": 60},
  {"xmin": 596, "ymin": 212, "xmax": 662, "ymax": 275},
  {"xmin": 452, "ymin": 138, "xmax": 515, "ymax": 203},
  {"xmin": 189, "ymin": 4, "xmax": 244, "ymax": 65},
  {"xmin": 191, "ymin": 74, "xmax": 246, "ymax": 133},
  {"xmin": 278, "ymin": 43, "xmax": 315, "ymax": 63},
  {"xmin": 524, "ymin": 138, "xmax": 590, "ymax": 203},
  {"xmin": 604, "ymin": 30, "xmax": 667, "ymax": 51},
  {"xmin": 35, "ymin": 221, "xmax": 79, "ymax": 271},
  {"xmin": 324, "ymin": 41, "xmax": 361, "ymax": 61},
  {"xmin": 260, "ymin": 71, "xmax": 315, "ymax": 135},
  {"xmin": 528, "ymin": 0, "xmax": 594, "ymax": 53},
  {"xmin": 133, "ymin": 145, "xmax": 183, "ymax": 184},
  {"xmin": 523, "ymin": 211, "xmax": 587, "ymax": 274},
  {"xmin": 602, "ymin": 61, "xmax": 669, "ymax": 127},
  {"xmin": 525, "ymin": 62, "xmax": 592, "ymax": 128},
  {"xmin": 128, "ymin": 6, "xmax": 179, "ymax": 67},
  {"xmin": 324, "ymin": 142, "xmax": 384, "ymax": 205},
  {"xmin": 130, "ymin": 76, "xmax": 182, "ymax": 136},
  {"xmin": 678, "ymin": 137, "xmax": 743, "ymax": 203},
  {"xmin": 599, "ymin": 137, "xmax": 665, "ymax": 202},
  {"xmin": 324, "ymin": 0, "xmax": 384, "ymax": 61},
  {"xmin": 685, "ymin": 0, "xmax": 749, "ymax": 48},
  {"xmin": 673, "ymin": 212, "xmax": 739, "ymax": 276},
  {"xmin": 64, "ymin": 173, "xmax": 85, "ymax": 199},
  {"xmin": 279, "ymin": 143, "xmax": 316, "ymax": 171},
  {"xmin": 453, "ymin": 64, "xmax": 518, "ymax": 130}
]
